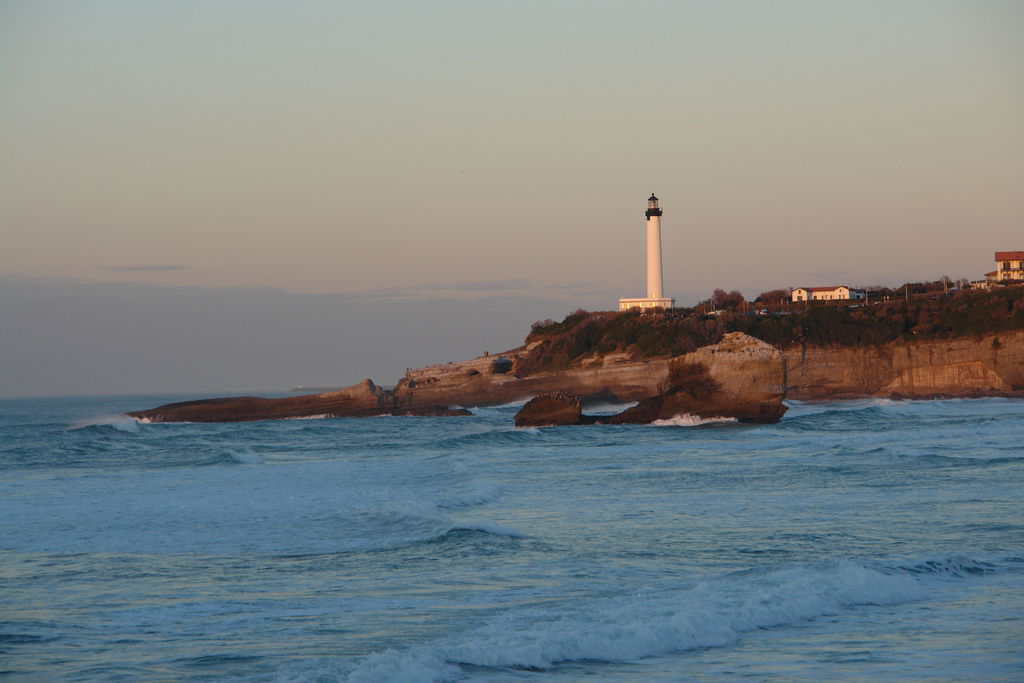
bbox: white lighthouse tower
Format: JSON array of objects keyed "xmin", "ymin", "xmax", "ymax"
[{"xmin": 618, "ymin": 193, "xmax": 675, "ymax": 311}]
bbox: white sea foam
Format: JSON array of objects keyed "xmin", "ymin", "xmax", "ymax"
[
  {"xmin": 456, "ymin": 399, "xmax": 531, "ymax": 415},
  {"xmin": 285, "ymin": 413, "xmax": 331, "ymax": 420},
  {"xmin": 134, "ymin": 416, "xmax": 193, "ymax": 424},
  {"xmin": 345, "ymin": 649, "xmax": 461, "ymax": 683},
  {"xmin": 344, "ymin": 559, "xmax": 925, "ymax": 681},
  {"xmin": 651, "ymin": 414, "xmax": 738, "ymax": 427},
  {"xmin": 782, "ymin": 397, "xmax": 905, "ymax": 418},
  {"xmin": 582, "ymin": 401, "xmax": 639, "ymax": 415}
]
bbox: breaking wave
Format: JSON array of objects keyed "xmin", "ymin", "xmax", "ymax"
[{"xmin": 67, "ymin": 414, "xmax": 142, "ymax": 434}]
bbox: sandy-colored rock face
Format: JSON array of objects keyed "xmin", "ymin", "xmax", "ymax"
[
  {"xmin": 392, "ymin": 353, "xmax": 672, "ymax": 409},
  {"xmin": 608, "ymin": 332, "xmax": 787, "ymax": 423},
  {"xmin": 513, "ymin": 334, "xmax": 788, "ymax": 425},
  {"xmin": 685, "ymin": 332, "xmax": 787, "ymax": 415},
  {"xmin": 784, "ymin": 329, "xmax": 1024, "ymax": 399}
]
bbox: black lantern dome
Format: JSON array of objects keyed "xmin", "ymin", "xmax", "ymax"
[{"xmin": 645, "ymin": 193, "xmax": 662, "ymax": 219}]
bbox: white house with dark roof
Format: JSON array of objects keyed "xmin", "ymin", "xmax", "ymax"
[{"xmin": 791, "ymin": 286, "xmax": 866, "ymax": 303}]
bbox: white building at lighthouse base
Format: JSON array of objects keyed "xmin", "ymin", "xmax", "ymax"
[{"xmin": 618, "ymin": 297, "xmax": 675, "ymax": 311}]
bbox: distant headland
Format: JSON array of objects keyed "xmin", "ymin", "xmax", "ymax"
[
  {"xmin": 129, "ymin": 193, "xmax": 1024, "ymax": 425},
  {"xmin": 129, "ymin": 286, "xmax": 1024, "ymax": 425}
]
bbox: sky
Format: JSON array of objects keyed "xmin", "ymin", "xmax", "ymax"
[{"xmin": 2, "ymin": 0, "xmax": 1022, "ymax": 396}]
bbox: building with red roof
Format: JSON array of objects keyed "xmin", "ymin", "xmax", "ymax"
[{"xmin": 989, "ymin": 251, "xmax": 1024, "ymax": 283}]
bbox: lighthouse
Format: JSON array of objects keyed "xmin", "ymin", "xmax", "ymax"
[{"xmin": 618, "ymin": 193, "xmax": 675, "ymax": 311}]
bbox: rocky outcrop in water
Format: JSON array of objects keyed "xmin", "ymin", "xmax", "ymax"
[
  {"xmin": 128, "ymin": 379, "xmax": 470, "ymax": 423},
  {"xmin": 514, "ymin": 393, "xmax": 591, "ymax": 427},
  {"xmin": 513, "ymin": 333, "xmax": 787, "ymax": 426},
  {"xmin": 608, "ymin": 333, "xmax": 786, "ymax": 424}
]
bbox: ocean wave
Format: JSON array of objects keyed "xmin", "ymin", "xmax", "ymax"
[
  {"xmin": 784, "ymin": 397, "xmax": 1020, "ymax": 421},
  {"xmin": 335, "ymin": 504, "xmax": 523, "ymax": 554},
  {"xmin": 447, "ymin": 520, "xmax": 524, "ymax": 538},
  {"xmin": 67, "ymin": 414, "xmax": 143, "ymax": 434},
  {"xmin": 343, "ymin": 558, "xmax": 926, "ymax": 681},
  {"xmin": 889, "ymin": 554, "xmax": 1001, "ymax": 578},
  {"xmin": 651, "ymin": 414, "xmax": 738, "ymax": 427},
  {"xmin": 432, "ymin": 427, "xmax": 552, "ymax": 449},
  {"xmin": 775, "ymin": 405, "xmax": 895, "ymax": 433},
  {"xmin": 784, "ymin": 398, "xmax": 902, "ymax": 414},
  {"xmin": 433, "ymin": 478, "xmax": 502, "ymax": 509},
  {"xmin": 427, "ymin": 524, "xmax": 526, "ymax": 547},
  {"xmin": 218, "ymin": 447, "xmax": 264, "ymax": 465}
]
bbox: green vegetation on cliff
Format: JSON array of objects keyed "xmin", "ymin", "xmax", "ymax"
[{"xmin": 518, "ymin": 287, "xmax": 1024, "ymax": 375}]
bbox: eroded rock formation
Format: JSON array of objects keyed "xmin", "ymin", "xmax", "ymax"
[{"xmin": 513, "ymin": 333, "xmax": 787, "ymax": 426}]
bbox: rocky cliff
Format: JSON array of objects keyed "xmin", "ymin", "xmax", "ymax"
[
  {"xmin": 784, "ymin": 329, "xmax": 1024, "ymax": 399},
  {"xmin": 129, "ymin": 324, "xmax": 1024, "ymax": 423}
]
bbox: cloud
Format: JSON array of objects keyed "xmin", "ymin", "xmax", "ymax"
[
  {"xmin": 360, "ymin": 280, "xmax": 531, "ymax": 299},
  {"xmin": 99, "ymin": 265, "xmax": 188, "ymax": 272},
  {"xmin": 427, "ymin": 280, "xmax": 530, "ymax": 292},
  {"xmin": 545, "ymin": 281, "xmax": 596, "ymax": 290}
]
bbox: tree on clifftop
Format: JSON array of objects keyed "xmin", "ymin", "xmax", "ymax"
[
  {"xmin": 756, "ymin": 289, "xmax": 790, "ymax": 306},
  {"xmin": 712, "ymin": 289, "xmax": 746, "ymax": 310}
]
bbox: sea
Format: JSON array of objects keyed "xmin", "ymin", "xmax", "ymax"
[{"xmin": 1, "ymin": 394, "xmax": 1022, "ymax": 682}]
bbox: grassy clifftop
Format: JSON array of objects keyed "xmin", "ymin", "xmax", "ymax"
[{"xmin": 518, "ymin": 287, "xmax": 1024, "ymax": 375}]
